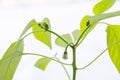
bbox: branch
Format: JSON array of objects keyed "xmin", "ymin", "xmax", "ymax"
[
  {"xmin": 23, "ymin": 53, "xmax": 72, "ymax": 66},
  {"xmin": 77, "ymin": 39, "xmax": 120, "ymax": 70}
]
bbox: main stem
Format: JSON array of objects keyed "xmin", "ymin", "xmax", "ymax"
[{"xmin": 72, "ymin": 46, "xmax": 77, "ymax": 80}]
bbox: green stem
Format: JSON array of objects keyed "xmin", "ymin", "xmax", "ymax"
[
  {"xmin": 21, "ymin": 30, "xmax": 45, "ymax": 40},
  {"xmin": 22, "ymin": 53, "xmax": 72, "ymax": 65},
  {"xmin": 90, "ymin": 11, "xmax": 120, "ymax": 24},
  {"xmin": 98, "ymin": 22, "xmax": 109, "ymax": 25},
  {"xmin": 55, "ymin": 57, "xmax": 71, "ymax": 80},
  {"xmin": 21, "ymin": 30, "xmax": 68, "ymax": 45},
  {"xmin": 61, "ymin": 64, "xmax": 71, "ymax": 80},
  {"xmin": 75, "ymin": 27, "xmax": 90, "ymax": 46},
  {"xmin": 76, "ymin": 11, "xmax": 120, "ymax": 47},
  {"xmin": 77, "ymin": 39, "xmax": 120, "ymax": 70},
  {"xmin": 72, "ymin": 46, "xmax": 77, "ymax": 80},
  {"xmin": 47, "ymin": 29, "xmax": 72, "ymax": 47},
  {"xmin": 77, "ymin": 48, "xmax": 107, "ymax": 70},
  {"xmin": 20, "ymin": 29, "xmax": 72, "ymax": 47}
]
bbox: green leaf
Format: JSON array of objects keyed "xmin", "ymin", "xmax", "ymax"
[
  {"xmin": 55, "ymin": 34, "xmax": 73, "ymax": 48},
  {"xmin": 80, "ymin": 15, "xmax": 90, "ymax": 33},
  {"xmin": 32, "ymin": 18, "xmax": 52, "ymax": 49},
  {"xmin": 79, "ymin": 15, "xmax": 97, "ymax": 45},
  {"xmin": 80, "ymin": 13, "xmax": 111, "ymax": 37},
  {"xmin": 72, "ymin": 29, "xmax": 80, "ymax": 42},
  {"xmin": 106, "ymin": 25, "xmax": 120, "ymax": 73},
  {"xmin": 93, "ymin": 0, "xmax": 116, "ymax": 15},
  {"xmin": 19, "ymin": 19, "xmax": 36, "ymax": 39},
  {"xmin": 0, "ymin": 40, "xmax": 24, "ymax": 80},
  {"xmin": 80, "ymin": 14, "xmax": 105, "ymax": 34},
  {"xmin": 35, "ymin": 57, "xmax": 51, "ymax": 71}
]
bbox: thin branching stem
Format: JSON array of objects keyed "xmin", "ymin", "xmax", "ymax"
[
  {"xmin": 21, "ymin": 29, "xmax": 72, "ymax": 48},
  {"xmin": 55, "ymin": 57, "xmax": 71, "ymax": 80},
  {"xmin": 75, "ymin": 27, "xmax": 90, "ymax": 46},
  {"xmin": 47, "ymin": 29, "xmax": 73, "ymax": 47},
  {"xmin": 98, "ymin": 22, "xmax": 110, "ymax": 25},
  {"xmin": 77, "ymin": 48, "xmax": 107, "ymax": 70},
  {"xmin": 22, "ymin": 53, "xmax": 72, "ymax": 65},
  {"xmin": 75, "ymin": 11, "xmax": 120, "ymax": 47},
  {"xmin": 21, "ymin": 30, "xmax": 45, "ymax": 40},
  {"xmin": 90, "ymin": 11, "xmax": 120, "ymax": 23},
  {"xmin": 77, "ymin": 39, "xmax": 120, "ymax": 70}
]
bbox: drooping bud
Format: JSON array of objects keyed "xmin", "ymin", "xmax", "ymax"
[{"xmin": 63, "ymin": 51, "xmax": 68, "ymax": 59}]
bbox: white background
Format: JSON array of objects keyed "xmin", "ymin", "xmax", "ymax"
[{"xmin": 0, "ymin": 0, "xmax": 120, "ymax": 80}]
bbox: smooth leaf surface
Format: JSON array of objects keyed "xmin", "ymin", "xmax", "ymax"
[
  {"xmin": 79, "ymin": 15, "xmax": 97, "ymax": 45},
  {"xmin": 106, "ymin": 25, "xmax": 120, "ymax": 73},
  {"xmin": 32, "ymin": 18, "xmax": 52, "ymax": 49},
  {"xmin": 35, "ymin": 57, "xmax": 51, "ymax": 71},
  {"xmin": 19, "ymin": 19, "xmax": 36, "ymax": 39},
  {"xmin": 0, "ymin": 40, "xmax": 24, "ymax": 80},
  {"xmin": 93, "ymin": 0, "xmax": 116, "ymax": 15},
  {"xmin": 72, "ymin": 29, "xmax": 80, "ymax": 42},
  {"xmin": 80, "ymin": 12, "xmax": 112, "ymax": 39},
  {"xmin": 55, "ymin": 34, "xmax": 73, "ymax": 47},
  {"xmin": 80, "ymin": 15, "xmax": 90, "ymax": 33}
]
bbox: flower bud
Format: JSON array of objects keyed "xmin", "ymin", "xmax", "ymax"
[
  {"xmin": 63, "ymin": 51, "xmax": 68, "ymax": 59},
  {"xmin": 86, "ymin": 20, "xmax": 90, "ymax": 27},
  {"xmin": 43, "ymin": 22, "xmax": 49, "ymax": 30}
]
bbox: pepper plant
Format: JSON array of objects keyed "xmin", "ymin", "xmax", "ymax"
[{"xmin": 0, "ymin": 0, "xmax": 120, "ymax": 80}]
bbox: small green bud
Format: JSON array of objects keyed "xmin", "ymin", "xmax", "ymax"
[
  {"xmin": 38, "ymin": 23, "xmax": 44, "ymax": 29},
  {"xmin": 43, "ymin": 22, "xmax": 49, "ymax": 30},
  {"xmin": 63, "ymin": 51, "xmax": 68, "ymax": 59},
  {"xmin": 86, "ymin": 20, "xmax": 90, "ymax": 27},
  {"xmin": 38, "ymin": 22, "xmax": 49, "ymax": 30},
  {"xmin": 38, "ymin": 23, "xmax": 41, "ymax": 26}
]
